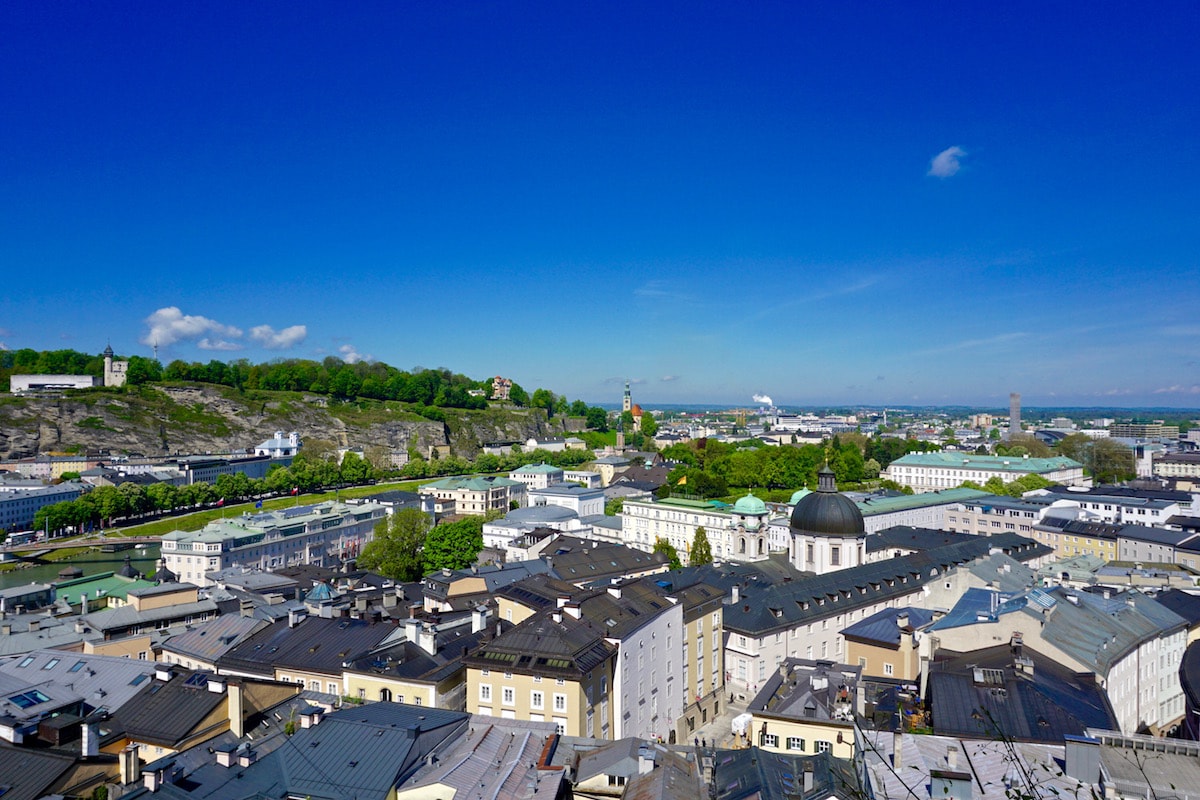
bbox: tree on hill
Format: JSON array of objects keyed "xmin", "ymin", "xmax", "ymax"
[
  {"xmin": 640, "ymin": 412, "xmax": 658, "ymax": 438},
  {"xmin": 689, "ymin": 526, "xmax": 713, "ymax": 566},
  {"xmin": 359, "ymin": 508, "xmax": 431, "ymax": 581},
  {"xmin": 653, "ymin": 537, "xmax": 682, "ymax": 569},
  {"xmin": 422, "ymin": 516, "xmax": 486, "ymax": 574},
  {"xmin": 585, "ymin": 406, "xmax": 609, "ymax": 432}
]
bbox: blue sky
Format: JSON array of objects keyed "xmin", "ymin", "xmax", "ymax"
[{"xmin": 2, "ymin": 2, "xmax": 1197, "ymax": 408}]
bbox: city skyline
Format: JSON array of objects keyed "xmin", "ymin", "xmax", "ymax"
[{"xmin": 2, "ymin": 4, "xmax": 1197, "ymax": 407}]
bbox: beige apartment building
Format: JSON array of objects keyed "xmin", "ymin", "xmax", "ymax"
[{"xmin": 464, "ymin": 608, "xmax": 616, "ymax": 737}]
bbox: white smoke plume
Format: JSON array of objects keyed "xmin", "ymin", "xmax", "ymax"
[{"xmin": 753, "ymin": 393, "xmax": 773, "ymax": 406}]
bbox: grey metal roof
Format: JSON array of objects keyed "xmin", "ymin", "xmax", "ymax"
[
  {"xmin": 710, "ymin": 747, "xmax": 860, "ymax": 800},
  {"xmin": 159, "ymin": 615, "xmax": 269, "ymax": 663}
]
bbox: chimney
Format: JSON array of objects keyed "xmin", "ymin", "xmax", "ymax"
[
  {"xmin": 947, "ymin": 744, "xmax": 958, "ymax": 771},
  {"xmin": 143, "ymin": 760, "xmax": 173, "ymax": 793},
  {"xmin": 74, "ymin": 618, "xmax": 87, "ymax": 633},
  {"xmin": 207, "ymin": 675, "xmax": 227, "ymax": 693},
  {"xmin": 1, "ymin": 622, "xmax": 10, "ymax": 636},
  {"xmin": 215, "ymin": 744, "xmax": 237, "ymax": 768},
  {"xmin": 155, "ymin": 664, "xmax": 175, "ymax": 682},
  {"xmin": 119, "ymin": 744, "xmax": 141, "ymax": 786},
  {"xmin": 563, "ymin": 603, "xmax": 581, "ymax": 619},
  {"xmin": 28, "ymin": 618, "xmax": 39, "ymax": 632},
  {"xmin": 472, "ymin": 605, "xmax": 490, "ymax": 633},
  {"xmin": 418, "ymin": 624, "xmax": 437, "ymax": 655},
  {"xmin": 896, "ymin": 611, "xmax": 910, "ymax": 629},
  {"xmin": 607, "ymin": 586, "xmax": 622, "ymax": 599},
  {"xmin": 779, "ymin": 662, "xmax": 789, "ymax": 680},
  {"xmin": 551, "ymin": 610, "xmax": 563, "ymax": 624},
  {"xmin": 81, "ymin": 592, "xmax": 88, "ymax": 614},
  {"xmin": 803, "ymin": 762, "xmax": 814, "ymax": 792},
  {"xmin": 731, "ymin": 585, "xmax": 740, "ymax": 604},
  {"xmin": 288, "ymin": 608, "xmax": 307, "ymax": 628},
  {"xmin": 227, "ymin": 681, "xmax": 244, "ymax": 738},
  {"xmin": 892, "ymin": 730, "xmax": 903, "ymax": 771},
  {"xmin": 300, "ymin": 706, "xmax": 324, "ymax": 728},
  {"xmin": 383, "ymin": 588, "xmax": 398, "ymax": 608},
  {"xmin": 82, "ymin": 717, "xmax": 101, "ymax": 757},
  {"xmin": 556, "ymin": 595, "xmax": 570, "ymax": 608},
  {"xmin": 238, "ymin": 748, "xmax": 257, "ymax": 767}
]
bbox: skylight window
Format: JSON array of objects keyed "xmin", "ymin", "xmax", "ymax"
[{"xmin": 42, "ymin": 658, "xmax": 60, "ymax": 670}]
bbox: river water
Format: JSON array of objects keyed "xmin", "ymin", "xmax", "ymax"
[{"xmin": 0, "ymin": 546, "xmax": 162, "ymax": 590}]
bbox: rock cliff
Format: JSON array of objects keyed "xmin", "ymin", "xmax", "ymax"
[{"xmin": 0, "ymin": 385, "xmax": 575, "ymax": 464}]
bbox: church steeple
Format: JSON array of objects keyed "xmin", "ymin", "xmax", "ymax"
[{"xmin": 622, "ymin": 380, "xmax": 632, "ymax": 413}]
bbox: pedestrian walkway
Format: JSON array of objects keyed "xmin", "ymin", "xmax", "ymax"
[{"xmin": 690, "ymin": 691, "xmax": 750, "ymax": 750}]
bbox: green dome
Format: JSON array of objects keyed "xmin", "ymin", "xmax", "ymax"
[
  {"xmin": 733, "ymin": 492, "xmax": 767, "ymax": 515},
  {"xmin": 789, "ymin": 488, "xmax": 813, "ymax": 505}
]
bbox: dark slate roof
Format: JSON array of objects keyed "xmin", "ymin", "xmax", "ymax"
[
  {"xmin": 217, "ymin": 616, "xmax": 396, "ymax": 678},
  {"xmin": 548, "ymin": 543, "xmax": 668, "ymax": 584},
  {"xmin": 496, "ymin": 573, "xmax": 594, "ymax": 613},
  {"xmin": 1167, "ymin": 515, "xmax": 1200, "ymax": 531},
  {"xmin": 710, "ymin": 747, "xmax": 861, "ymax": 800},
  {"xmin": 841, "ymin": 607, "xmax": 936, "ymax": 646},
  {"xmin": 929, "ymin": 645, "xmax": 1119, "ymax": 741},
  {"xmin": 1155, "ymin": 589, "xmax": 1200, "ymax": 626},
  {"xmin": 106, "ymin": 670, "xmax": 228, "ymax": 746},
  {"xmin": 463, "ymin": 609, "xmax": 616, "ymax": 678},
  {"xmin": 0, "ymin": 745, "xmax": 77, "ymax": 800},
  {"xmin": 866, "ymin": 526, "xmax": 978, "ymax": 554},
  {"xmin": 346, "ymin": 623, "xmax": 510, "ymax": 685},
  {"xmin": 712, "ymin": 533, "xmax": 1048, "ymax": 637}
]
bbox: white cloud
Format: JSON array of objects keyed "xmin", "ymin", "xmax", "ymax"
[
  {"xmin": 141, "ymin": 307, "xmax": 242, "ymax": 348},
  {"xmin": 661, "ymin": 375, "xmax": 679, "ymax": 382},
  {"xmin": 249, "ymin": 324, "xmax": 307, "ymax": 350},
  {"xmin": 928, "ymin": 146, "xmax": 967, "ymax": 178},
  {"xmin": 1154, "ymin": 384, "xmax": 1200, "ymax": 395},
  {"xmin": 0, "ymin": 342, "xmax": 7, "ymax": 351},
  {"xmin": 197, "ymin": 338, "xmax": 244, "ymax": 351},
  {"xmin": 339, "ymin": 344, "xmax": 370, "ymax": 364}
]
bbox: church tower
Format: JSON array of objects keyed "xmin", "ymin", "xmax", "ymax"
[{"xmin": 622, "ymin": 380, "xmax": 632, "ymax": 413}]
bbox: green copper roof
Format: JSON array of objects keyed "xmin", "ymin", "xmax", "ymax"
[
  {"xmin": 733, "ymin": 492, "xmax": 767, "ymax": 515},
  {"xmin": 889, "ymin": 453, "xmax": 1082, "ymax": 472}
]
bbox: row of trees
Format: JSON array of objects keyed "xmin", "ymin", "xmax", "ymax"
[
  {"xmin": 357, "ymin": 508, "xmax": 487, "ymax": 581},
  {"xmin": 393, "ymin": 446, "xmax": 596, "ymax": 480},
  {"xmin": 31, "ymin": 452, "xmax": 375, "ymax": 536}
]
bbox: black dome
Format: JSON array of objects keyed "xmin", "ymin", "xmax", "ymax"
[{"xmin": 789, "ymin": 465, "xmax": 865, "ymax": 536}]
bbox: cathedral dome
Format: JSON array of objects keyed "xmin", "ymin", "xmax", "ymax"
[
  {"xmin": 789, "ymin": 465, "xmax": 864, "ymax": 536},
  {"xmin": 733, "ymin": 492, "xmax": 767, "ymax": 515}
]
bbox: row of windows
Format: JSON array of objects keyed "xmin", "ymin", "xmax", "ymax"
[{"xmin": 479, "ymin": 684, "xmax": 569, "ymax": 711}]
